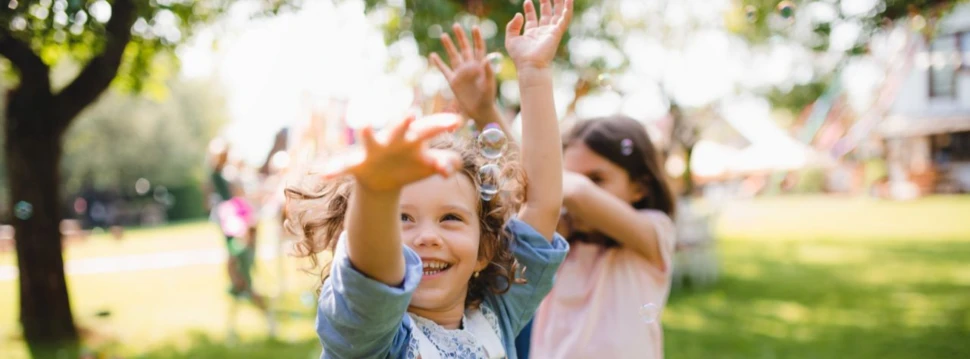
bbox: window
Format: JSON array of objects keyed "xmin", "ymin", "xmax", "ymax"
[
  {"xmin": 960, "ymin": 32, "xmax": 970, "ymax": 66},
  {"xmin": 929, "ymin": 35, "xmax": 958, "ymax": 98},
  {"xmin": 932, "ymin": 131, "xmax": 970, "ymax": 163}
]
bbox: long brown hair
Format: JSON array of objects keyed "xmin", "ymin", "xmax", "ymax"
[
  {"xmin": 283, "ymin": 134, "xmax": 526, "ymax": 307},
  {"xmin": 562, "ymin": 115, "xmax": 676, "ymax": 245}
]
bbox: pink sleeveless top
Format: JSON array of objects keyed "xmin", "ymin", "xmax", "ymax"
[{"xmin": 531, "ymin": 210, "xmax": 676, "ymax": 359}]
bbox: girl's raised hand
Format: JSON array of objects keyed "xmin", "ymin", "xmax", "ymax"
[
  {"xmin": 430, "ymin": 25, "xmax": 498, "ymax": 123},
  {"xmin": 315, "ymin": 114, "xmax": 463, "ymax": 192},
  {"xmin": 505, "ymin": 0, "xmax": 573, "ymax": 71}
]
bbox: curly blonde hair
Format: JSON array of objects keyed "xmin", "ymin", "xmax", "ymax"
[{"xmin": 284, "ymin": 134, "xmax": 526, "ymax": 307}]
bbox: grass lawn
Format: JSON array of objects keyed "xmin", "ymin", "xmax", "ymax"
[
  {"xmin": 0, "ymin": 221, "xmax": 324, "ymax": 359},
  {"xmin": 1, "ymin": 195, "xmax": 969, "ymax": 358},
  {"xmin": 665, "ymin": 195, "xmax": 970, "ymax": 358}
]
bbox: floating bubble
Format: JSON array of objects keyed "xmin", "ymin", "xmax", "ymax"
[
  {"xmin": 744, "ymin": 5, "xmax": 757, "ymax": 22},
  {"xmin": 14, "ymin": 201, "xmax": 32, "ymax": 220},
  {"xmin": 477, "ymin": 128, "xmax": 507, "ymax": 160},
  {"xmin": 428, "ymin": 24, "xmax": 443, "ymax": 39},
  {"xmin": 777, "ymin": 1, "xmax": 795, "ymax": 20},
  {"xmin": 639, "ymin": 303, "xmax": 659, "ymax": 323},
  {"xmin": 135, "ymin": 178, "xmax": 150, "ymax": 195},
  {"xmin": 300, "ymin": 291, "xmax": 315, "ymax": 308},
  {"xmin": 621, "ymin": 138, "xmax": 634, "ymax": 156},
  {"xmin": 486, "ymin": 52, "xmax": 503, "ymax": 73},
  {"xmin": 478, "ymin": 164, "xmax": 501, "ymax": 201},
  {"xmin": 153, "ymin": 186, "xmax": 169, "ymax": 203},
  {"xmin": 480, "ymin": 19, "xmax": 499, "ymax": 39},
  {"xmin": 597, "ymin": 73, "xmax": 613, "ymax": 90}
]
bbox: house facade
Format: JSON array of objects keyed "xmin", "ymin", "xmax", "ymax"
[{"xmin": 879, "ymin": 6, "xmax": 970, "ymax": 195}]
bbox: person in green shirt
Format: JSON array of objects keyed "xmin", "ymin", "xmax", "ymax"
[{"xmin": 206, "ymin": 138, "xmax": 277, "ymax": 340}]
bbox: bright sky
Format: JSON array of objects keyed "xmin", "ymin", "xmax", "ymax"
[
  {"xmin": 176, "ymin": 0, "xmax": 884, "ymax": 166},
  {"xmin": 179, "ymin": 0, "xmax": 401, "ymax": 164}
]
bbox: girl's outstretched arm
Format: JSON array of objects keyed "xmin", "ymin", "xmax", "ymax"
[
  {"xmin": 563, "ymin": 171, "xmax": 674, "ymax": 269},
  {"xmin": 506, "ymin": 0, "xmax": 573, "ymax": 240},
  {"xmin": 317, "ymin": 114, "xmax": 463, "ymax": 285}
]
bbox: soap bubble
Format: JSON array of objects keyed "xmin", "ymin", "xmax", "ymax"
[
  {"xmin": 300, "ymin": 291, "xmax": 315, "ymax": 308},
  {"xmin": 639, "ymin": 303, "xmax": 659, "ymax": 323},
  {"xmin": 14, "ymin": 201, "xmax": 32, "ymax": 220},
  {"xmin": 477, "ymin": 128, "xmax": 508, "ymax": 160},
  {"xmin": 428, "ymin": 24, "xmax": 443, "ymax": 39},
  {"xmin": 478, "ymin": 164, "xmax": 501, "ymax": 201},
  {"xmin": 486, "ymin": 52, "xmax": 503, "ymax": 73}
]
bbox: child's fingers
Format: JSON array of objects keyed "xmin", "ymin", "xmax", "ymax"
[
  {"xmin": 524, "ymin": 0, "xmax": 538, "ymax": 29},
  {"xmin": 430, "ymin": 53, "xmax": 454, "ymax": 78},
  {"xmin": 506, "ymin": 13, "xmax": 524, "ymax": 41},
  {"xmin": 452, "ymin": 23, "xmax": 473, "ymax": 61},
  {"xmin": 440, "ymin": 33, "xmax": 462, "ymax": 67},
  {"xmin": 387, "ymin": 114, "xmax": 417, "ymax": 144},
  {"xmin": 481, "ymin": 57, "xmax": 495, "ymax": 80},
  {"xmin": 553, "ymin": 0, "xmax": 565, "ymax": 19},
  {"xmin": 558, "ymin": 0, "xmax": 574, "ymax": 30},
  {"xmin": 406, "ymin": 113, "xmax": 462, "ymax": 143},
  {"xmin": 472, "ymin": 26, "xmax": 486, "ymax": 59},
  {"xmin": 539, "ymin": 0, "xmax": 553, "ymax": 26}
]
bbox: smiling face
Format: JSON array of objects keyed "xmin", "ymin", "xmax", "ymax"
[{"xmin": 399, "ymin": 173, "xmax": 487, "ymax": 312}]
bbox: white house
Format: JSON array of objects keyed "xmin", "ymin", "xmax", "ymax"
[{"xmin": 879, "ymin": 5, "xmax": 970, "ymax": 195}]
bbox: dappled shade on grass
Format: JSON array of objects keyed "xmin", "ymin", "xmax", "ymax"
[
  {"xmin": 2, "ymin": 196, "xmax": 969, "ymax": 358},
  {"xmin": 664, "ymin": 196, "xmax": 970, "ymax": 358}
]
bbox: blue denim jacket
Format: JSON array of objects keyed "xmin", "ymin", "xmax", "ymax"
[{"xmin": 315, "ymin": 219, "xmax": 568, "ymax": 359}]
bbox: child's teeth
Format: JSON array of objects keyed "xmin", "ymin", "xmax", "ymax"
[{"xmin": 422, "ymin": 261, "xmax": 450, "ymax": 275}]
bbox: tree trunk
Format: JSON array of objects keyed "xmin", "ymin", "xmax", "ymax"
[
  {"xmin": 0, "ymin": 2, "xmax": 133, "ymax": 357},
  {"xmin": 683, "ymin": 143, "xmax": 696, "ymax": 196},
  {"xmin": 5, "ymin": 95, "xmax": 77, "ymax": 359}
]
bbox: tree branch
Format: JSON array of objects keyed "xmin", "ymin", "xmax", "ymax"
[
  {"xmin": 0, "ymin": 29, "xmax": 51, "ymax": 96},
  {"xmin": 55, "ymin": 0, "xmax": 137, "ymax": 130}
]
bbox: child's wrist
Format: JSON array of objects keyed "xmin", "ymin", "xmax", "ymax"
[
  {"xmin": 471, "ymin": 104, "xmax": 503, "ymax": 126},
  {"xmin": 354, "ymin": 179, "xmax": 403, "ymax": 197},
  {"xmin": 515, "ymin": 66, "xmax": 554, "ymax": 87}
]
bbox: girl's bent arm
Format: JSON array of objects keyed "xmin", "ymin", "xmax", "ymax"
[{"xmin": 564, "ymin": 176, "xmax": 674, "ymax": 270}]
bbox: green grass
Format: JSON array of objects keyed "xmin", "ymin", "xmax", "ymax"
[
  {"xmin": 0, "ymin": 220, "xmax": 323, "ymax": 359},
  {"xmin": 0, "ymin": 222, "xmax": 225, "ymax": 267},
  {"xmin": 2, "ymin": 195, "xmax": 969, "ymax": 358},
  {"xmin": 664, "ymin": 195, "xmax": 970, "ymax": 358}
]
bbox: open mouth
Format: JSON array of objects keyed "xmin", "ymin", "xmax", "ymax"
[{"xmin": 421, "ymin": 260, "xmax": 453, "ymax": 277}]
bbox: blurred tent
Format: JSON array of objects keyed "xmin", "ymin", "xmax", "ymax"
[{"xmin": 731, "ymin": 139, "xmax": 834, "ymax": 174}]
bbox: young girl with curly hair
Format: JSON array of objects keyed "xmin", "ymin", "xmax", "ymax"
[{"xmin": 284, "ymin": 1, "xmax": 573, "ymax": 357}]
